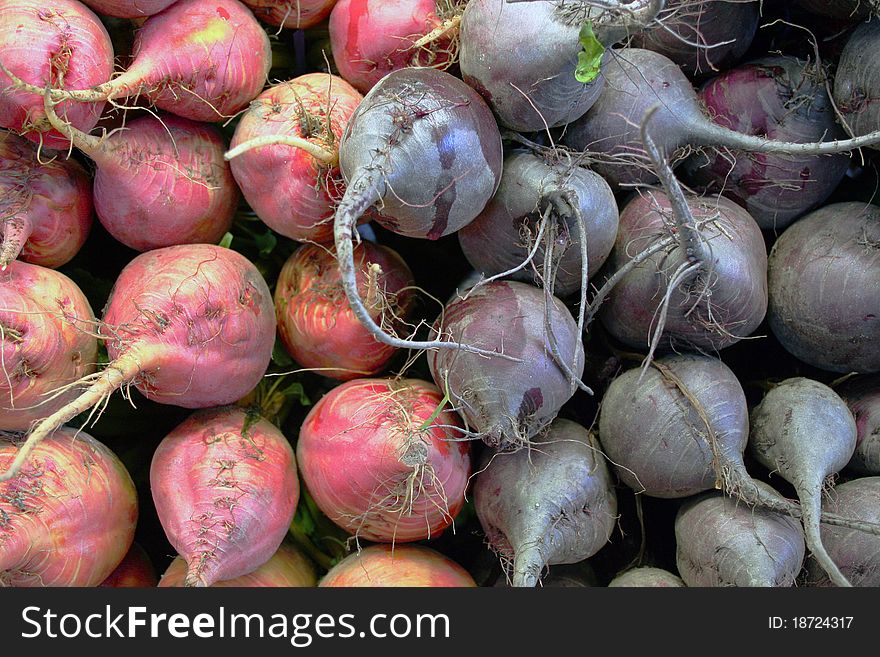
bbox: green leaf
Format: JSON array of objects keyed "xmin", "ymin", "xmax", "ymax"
[
  {"xmin": 218, "ymin": 232, "xmax": 234, "ymax": 249},
  {"xmin": 575, "ymin": 21, "xmax": 605, "ymax": 84},
  {"xmin": 272, "ymin": 340, "xmax": 295, "ymax": 367},
  {"xmin": 254, "ymin": 229, "xmax": 278, "ymax": 256},
  {"xmin": 277, "ymin": 381, "xmax": 311, "ymax": 407}
]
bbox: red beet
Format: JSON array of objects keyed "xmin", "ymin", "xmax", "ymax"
[
  {"xmin": 275, "ymin": 241, "xmax": 415, "ymax": 380},
  {"xmin": 297, "ymin": 377, "xmax": 471, "ymax": 542},
  {"xmin": 227, "ymin": 73, "xmax": 362, "ymax": 243}
]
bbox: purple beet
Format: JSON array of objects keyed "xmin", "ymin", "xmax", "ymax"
[
  {"xmin": 767, "ymin": 202, "xmax": 880, "ymax": 374},
  {"xmin": 474, "ymin": 418, "xmax": 617, "ymax": 587},
  {"xmin": 631, "ymin": 0, "xmax": 759, "ymax": 77},
  {"xmin": 427, "ymin": 280, "xmax": 584, "ymax": 449},
  {"xmin": 457, "ymin": 150, "xmax": 619, "ymax": 298},
  {"xmin": 837, "ymin": 375, "xmax": 880, "ymax": 474},
  {"xmin": 682, "ymin": 56, "xmax": 851, "ymax": 230}
]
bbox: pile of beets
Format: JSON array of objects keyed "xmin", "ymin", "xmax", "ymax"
[{"xmin": 2, "ymin": 0, "xmax": 880, "ymax": 588}]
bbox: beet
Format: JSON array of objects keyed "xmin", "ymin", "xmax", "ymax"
[
  {"xmin": 151, "ymin": 406, "xmax": 299, "ymax": 587},
  {"xmin": 598, "ymin": 190, "xmax": 767, "ymax": 353},
  {"xmin": 0, "ymin": 129, "xmax": 92, "ymax": 269},
  {"xmin": 0, "ymin": 244, "xmax": 276, "ymax": 483},
  {"xmin": 750, "ymin": 378, "xmax": 858, "ymax": 587},
  {"xmin": 767, "ymin": 202, "xmax": 880, "ymax": 374},
  {"xmin": 681, "ymin": 56, "xmax": 851, "ymax": 230},
  {"xmin": 837, "ymin": 375, "xmax": 880, "ymax": 474},
  {"xmin": 428, "ymin": 280, "xmax": 584, "ymax": 448},
  {"xmin": 562, "ymin": 47, "xmax": 880, "ymax": 188},
  {"xmin": 43, "ymin": 107, "xmax": 238, "ymax": 252},
  {"xmin": 0, "ymin": 261, "xmax": 97, "ymax": 432},
  {"xmin": 457, "ymin": 150, "xmax": 619, "ymax": 298},
  {"xmin": 675, "ymin": 485, "xmax": 806, "ymax": 587},
  {"xmin": 631, "ymin": 0, "xmax": 759, "ymax": 77},
  {"xmin": 332, "ymin": 67, "xmax": 503, "ymax": 356},
  {"xmin": 804, "ymin": 477, "xmax": 880, "ymax": 587},
  {"xmin": 0, "ymin": 0, "xmax": 113, "ymax": 149},
  {"xmin": 474, "ymin": 418, "xmax": 617, "ymax": 587}
]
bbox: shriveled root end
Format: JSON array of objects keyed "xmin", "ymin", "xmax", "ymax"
[{"xmin": 183, "ymin": 553, "xmax": 214, "ymax": 588}]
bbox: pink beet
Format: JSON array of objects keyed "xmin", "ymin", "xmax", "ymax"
[
  {"xmin": 80, "ymin": 1, "xmax": 177, "ymax": 18},
  {"xmin": 48, "ymin": 0, "xmax": 272, "ymax": 123},
  {"xmin": 1, "ymin": 427, "xmax": 138, "ymax": 587},
  {"xmin": 0, "ymin": 244, "xmax": 276, "ymax": 483},
  {"xmin": 320, "ymin": 544, "xmax": 476, "ymax": 587},
  {"xmin": 243, "ymin": 0, "xmax": 337, "ymax": 29},
  {"xmin": 274, "ymin": 241, "xmax": 415, "ymax": 380},
  {"xmin": 297, "ymin": 377, "xmax": 471, "ymax": 542},
  {"xmin": 43, "ymin": 107, "xmax": 238, "ymax": 252},
  {"xmin": 227, "ymin": 73, "xmax": 362, "ymax": 243},
  {"xmin": 0, "ymin": 131, "xmax": 92, "ymax": 270},
  {"xmin": 0, "ymin": 0, "xmax": 113, "ymax": 149},
  {"xmin": 158, "ymin": 542, "xmax": 316, "ymax": 587},
  {"xmin": 329, "ymin": 0, "xmax": 454, "ymax": 94},
  {"xmin": 0, "ymin": 261, "xmax": 98, "ymax": 431},
  {"xmin": 151, "ymin": 405, "xmax": 299, "ymax": 587},
  {"xmin": 99, "ymin": 542, "xmax": 158, "ymax": 587}
]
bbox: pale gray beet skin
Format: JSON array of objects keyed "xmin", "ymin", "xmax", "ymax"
[
  {"xmin": 804, "ymin": 477, "xmax": 880, "ymax": 587},
  {"xmin": 837, "ymin": 375, "xmax": 880, "ymax": 474},
  {"xmin": 675, "ymin": 485, "xmax": 806, "ymax": 587},
  {"xmin": 630, "ymin": 0, "xmax": 759, "ymax": 78},
  {"xmin": 834, "ymin": 18, "xmax": 880, "ymax": 150},
  {"xmin": 474, "ymin": 419, "xmax": 617, "ymax": 587},
  {"xmin": 750, "ymin": 378, "xmax": 858, "ymax": 587},
  {"xmin": 608, "ymin": 566, "xmax": 685, "ymax": 587},
  {"xmin": 457, "ymin": 150, "xmax": 619, "ymax": 297},
  {"xmin": 458, "ymin": 0, "xmax": 605, "ymax": 132},
  {"xmin": 767, "ymin": 202, "xmax": 880, "ymax": 374},
  {"xmin": 428, "ymin": 281, "xmax": 585, "ymax": 449},
  {"xmin": 598, "ymin": 354, "xmax": 750, "ymax": 499},
  {"xmin": 681, "ymin": 56, "xmax": 850, "ymax": 231},
  {"xmin": 598, "ymin": 190, "xmax": 767, "ymax": 352},
  {"xmin": 332, "ymin": 67, "xmax": 503, "ymax": 356},
  {"xmin": 561, "ymin": 48, "xmax": 880, "ymax": 188}
]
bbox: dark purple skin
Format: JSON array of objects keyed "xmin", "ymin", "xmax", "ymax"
[
  {"xmin": 631, "ymin": 0, "xmax": 759, "ymax": 78},
  {"xmin": 599, "ymin": 190, "xmax": 767, "ymax": 352},
  {"xmin": 459, "ymin": 0, "xmax": 605, "ymax": 132},
  {"xmin": 682, "ymin": 57, "xmax": 850, "ymax": 230},
  {"xmin": 675, "ymin": 485, "xmax": 806, "ymax": 587},
  {"xmin": 598, "ymin": 354, "xmax": 750, "ymax": 499},
  {"xmin": 833, "ymin": 18, "xmax": 880, "ymax": 151},
  {"xmin": 837, "ymin": 375, "xmax": 880, "ymax": 474},
  {"xmin": 427, "ymin": 280, "xmax": 584, "ymax": 449},
  {"xmin": 767, "ymin": 202, "xmax": 880, "ymax": 374},
  {"xmin": 562, "ymin": 47, "xmax": 872, "ymax": 188},
  {"xmin": 804, "ymin": 477, "xmax": 880, "ymax": 587},
  {"xmin": 749, "ymin": 378, "xmax": 858, "ymax": 587},
  {"xmin": 474, "ymin": 419, "xmax": 617, "ymax": 587},
  {"xmin": 457, "ymin": 150, "xmax": 619, "ymax": 297},
  {"xmin": 337, "ymin": 67, "xmax": 503, "ymax": 240}
]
